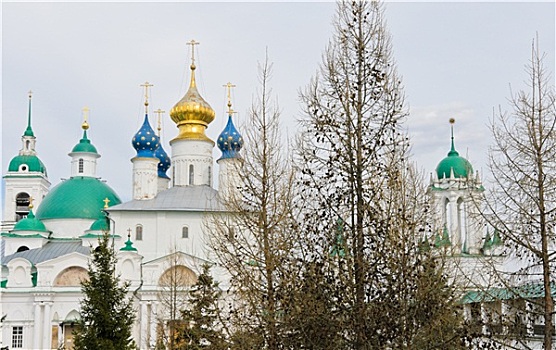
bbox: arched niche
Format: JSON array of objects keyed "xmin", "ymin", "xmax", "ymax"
[
  {"xmin": 158, "ymin": 265, "xmax": 197, "ymax": 287},
  {"xmin": 54, "ymin": 266, "xmax": 88, "ymax": 287}
]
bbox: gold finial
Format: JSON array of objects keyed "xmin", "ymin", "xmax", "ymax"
[
  {"xmin": 28, "ymin": 196, "xmax": 34, "ymax": 209},
  {"xmin": 223, "ymin": 82, "xmax": 236, "ymax": 115},
  {"xmin": 187, "ymin": 40, "xmax": 200, "ymax": 70},
  {"xmin": 82, "ymin": 106, "xmax": 90, "ymax": 130},
  {"xmin": 140, "ymin": 81, "xmax": 154, "ymax": 114},
  {"xmin": 449, "ymin": 118, "xmax": 455, "ymax": 124},
  {"xmin": 28, "ymin": 90, "xmax": 33, "ymax": 99},
  {"xmin": 154, "ymin": 108, "xmax": 165, "ymax": 136},
  {"xmin": 103, "ymin": 197, "xmax": 110, "ymax": 209}
]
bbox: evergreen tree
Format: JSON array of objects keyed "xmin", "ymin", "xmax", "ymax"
[
  {"xmin": 73, "ymin": 233, "xmax": 137, "ymax": 350},
  {"xmin": 177, "ymin": 264, "xmax": 228, "ymax": 350}
]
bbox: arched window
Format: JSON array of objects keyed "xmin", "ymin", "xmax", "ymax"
[
  {"xmin": 136, "ymin": 225, "xmax": 143, "ymax": 241},
  {"xmin": 182, "ymin": 226, "xmax": 189, "ymax": 239},
  {"xmin": 78, "ymin": 158, "xmax": 84, "ymax": 173},
  {"xmin": 16, "ymin": 246, "xmax": 29, "ymax": 253},
  {"xmin": 15, "ymin": 193, "xmax": 30, "ymax": 221},
  {"xmin": 189, "ymin": 164, "xmax": 194, "ymax": 185},
  {"xmin": 457, "ymin": 197, "xmax": 467, "ymax": 251},
  {"xmin": 25, "ymin": 140, "xmax": 30, "ymax": 150}
]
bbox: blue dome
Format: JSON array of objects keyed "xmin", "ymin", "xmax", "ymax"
[
  {"xmin": 154, "ymin": 143, "xmax": 171, "ymax": 179},
  {"xmin": 217, "ymin": 115, "xmax": 243, "ymax": 160},
  {"xmin": 132, "ymin": 114, "xmax": 159, "ymax": 157}
]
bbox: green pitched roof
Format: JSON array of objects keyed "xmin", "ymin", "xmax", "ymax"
[
  {"xmin": 8, "ymin": 155, "xmax": 47, "ymax": 174},
  {"xmin": 35, "ymin": 176, "xmax": 121, "ymax": 220}
]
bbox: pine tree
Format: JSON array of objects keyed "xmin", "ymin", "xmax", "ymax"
[
  {"xmin": 177, "ymin": 264, "xmax": 228, "ymax": 350},
  {"xmin": 73, "ymin": 233, "xmax": 137, "ymax": 350}
]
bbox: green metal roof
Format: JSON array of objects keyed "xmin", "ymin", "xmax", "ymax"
[
  {"xmin": 71, "ymin": 130, "xmax": 98, "ymax": 154},
  {"xmin": 12, "ymin": 210, "xmax": 49, "ymax": 233},
  {"xmin": 461, "ymin": 282, "xmax": 556, "ymax": 304},
  {"xmin": 436, "ymin": 153, "xmax": 473, "ymax": 179},
  {"xmin": 8, "ymin": 155, "xmax": 47, "ymax": 174},
  {"xmin": 35, "ymin": 176, "xmax": 121, "ymax": 220},
  {"xmin": 436, "ymin": 128, "xmax": 473, "ymax": 179},
  {"xmin": 89, "ymin": 216, "xmax": 110, "ymax": 231}
]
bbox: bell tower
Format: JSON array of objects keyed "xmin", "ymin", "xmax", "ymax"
[{"xmin": 2, "ymin": 92, "xmax": 50, "ymax": 231}]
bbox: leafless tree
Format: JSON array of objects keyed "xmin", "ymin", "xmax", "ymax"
[
  {"xmin": 295, "ymin": 1, "xmax": 467, "ymax": 348},
  {"xmin": 483, "ymin": 38, "xmax": 556, "ymax": 349},
  {"xmin": 208, "ymin": 54, "xmax": 298, "ymax": 349}
]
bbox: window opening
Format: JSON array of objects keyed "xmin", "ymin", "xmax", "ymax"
[
  {"xmin": 136, "ymin": 225, "xmax": 143, "ymax": 241},
  {"xmin": 78, "ymin": 158, "xmax": 84, "ymax": 173},
  {"xmin": 182, "ymin": 226, "xmax": 189, "ymax": 239},
  {"xmin": 12, "ymin": 326, "xmax": 23, "ymax": 348},
  {"xmin": 189, "ymin": 164, "xmax": 194, "ymax": 185},
  {"xmin": 15, "ymin": 192, "xmax": 30, "ymax": 221}
]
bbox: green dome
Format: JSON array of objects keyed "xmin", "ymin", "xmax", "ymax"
[
  {"xmin": 436, "ymin": 149, "xmax": 473, "ymax": 179},
  {"xmin": 89, "ymin": 216, "xmax": 110, "ymax": 231},
  {"xmin": 71, "ymin": 130, "xmax": 98, "ymax": 154},
  {"xmin": 12, "ymin": 210, "xmax": 48, "ymax": 232},
  {"xmin": 8, "ymin": 155, "xmax": 47, "ymax": 174},
  {"xmin": 35, "ymin": 176, "xmax": 121, "ymax": 220}
]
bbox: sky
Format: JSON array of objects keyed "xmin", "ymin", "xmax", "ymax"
[{"xmin": 2, "ymin": 1, "xmax": 555, "ymax": 206}]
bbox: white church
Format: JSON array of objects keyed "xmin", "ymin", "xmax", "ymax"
[
  {"xmin": 0, "ymin": 46, "xmax": 550, "ymax": 349},
  {"xmin": 0, "ymin": 45, "xmax": 243, "ymax": 349}
]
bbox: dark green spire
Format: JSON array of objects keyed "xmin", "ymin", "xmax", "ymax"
[{"xmin": 23, "ymin": 91, "xmax": 34, "ymax": 137}]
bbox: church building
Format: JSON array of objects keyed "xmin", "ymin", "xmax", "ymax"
[{"xmin": 0, "ymin": 44, "xmax": 243, "ymax": 350}]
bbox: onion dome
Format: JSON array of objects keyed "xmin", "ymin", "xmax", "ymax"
[
  {"xmin": 120, "ymin": 232, "xmax": 137, "ymax": 252},
  {"xmin": 436, "ymin": 119, "xmax": 473, "ymax": 179},
  {"xmin": 72, "ymin": 120, "xmax": 98, "ymax": 154},
  {"xmin": 132, "ymin": 114, "xmax": 160, "ymax": 157},
  {"xmin": 35, "ymin": 177, "xmax": 121, "ymax": 220},
  {"xmin": 217, "ymin": 115, "xmax": 243, "ymax": 160},
  {"xmin": 12, "ymin": 208, "xmax": 48, "ymax": 233},
  {"xmin": 154, "ymin": 144, "xmax": 171, "ymax": 179},
  {"xmin": 170, "ymin": 45, "xmax": 215, "ymax": 142}
]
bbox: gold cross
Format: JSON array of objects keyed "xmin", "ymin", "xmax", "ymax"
[
  {"xmin": 29, "ymin": 196, "xmax": 34, "ymax": 209},
  {"xmin": 127, "ymin": 228, "xmax": 132, "ymax": 239},
  {"xmin": 140, "ymin": 81, "xmax": 154, "ymax": 108},
  {"xmin": 154, "ymin": 108, "xmax": 165, "ymax": 136},
  {"xmin": 28, "ymin": 90, "xmax": 33, "ymax": 99},
  {"xmin": 103, "ymin": 197, "xmax": 110, "ymax": 209},
  {"xmin": 187, "ymin": 40, "xmax": 200, "ymax": 67},
  {"xmin": 223, "ymin": 82, "xmax": 236, "ymax": 114},
  {"xmin": 82, "ymin": 106, "xmax": 90, "ymax": 130}
]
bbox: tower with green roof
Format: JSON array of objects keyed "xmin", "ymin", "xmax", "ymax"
[
  {"xmin": 2, "ymin": 92, "xmax": 50, "ymax": 231},
  {"xmin": 428, "ymin": 119, "xmax": 485, "ymax": 255},
  {"xmin": 34, "ymin": 110, "xmax": 121, "ymax": 239}
]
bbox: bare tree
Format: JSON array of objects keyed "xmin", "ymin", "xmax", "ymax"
[
  {"xmin": 296, "ymin": 1, "xmax": 467, "ymax": 348},
  {"xmin": 483, "ymin": 38, "xmax": 556, "ymax": 349},
  {"xmin": 208, "ymin": 55, "xmax": 298, "ymax": 349}
]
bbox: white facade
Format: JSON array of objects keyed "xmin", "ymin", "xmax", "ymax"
[{"xmin": 1, "ymin": 57, "xmax": 240, "ymax": 350}]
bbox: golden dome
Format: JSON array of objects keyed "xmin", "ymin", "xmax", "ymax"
[{"xmin": 170, "ymin": 64, "xmax": 215, "ymax": 142}]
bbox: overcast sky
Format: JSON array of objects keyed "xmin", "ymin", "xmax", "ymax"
[{"xmin": 2, "ymin": 1, "xmax": 555, "ymax": 205}]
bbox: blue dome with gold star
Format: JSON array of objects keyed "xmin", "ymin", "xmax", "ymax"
[
  {"xmin": 132, "ymin": 114, "xmax": 159, "ymax": 157},
  {"xmin": 154, "ymin": 144, "xmax": 171, "ymax": 179},
  {"xmin": 217, "ymin": 115, "xmax": 243, "ymax": 160}
]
